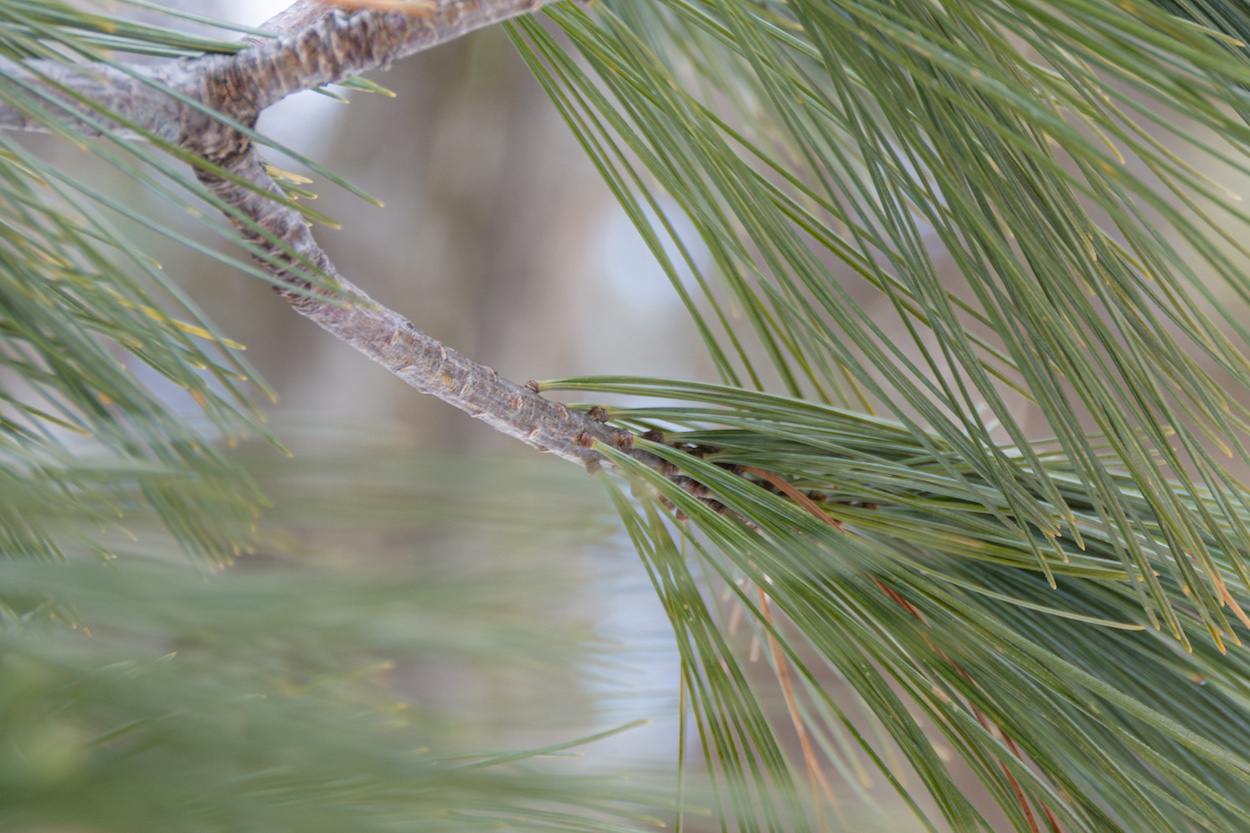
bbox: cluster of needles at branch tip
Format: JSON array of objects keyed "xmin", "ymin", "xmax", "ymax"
[{"xmin": 639, "ymin": 430, "xmax": 1060, "ymax": 833}]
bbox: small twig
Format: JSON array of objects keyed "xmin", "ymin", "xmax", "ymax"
[{"xmin": 741, "ymin": 465, "xmax": 843, "ymax": 531}]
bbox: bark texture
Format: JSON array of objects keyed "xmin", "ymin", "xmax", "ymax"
[{"xmin": 0, "ymin": 0, "xmax": 648, "ymax": 472}]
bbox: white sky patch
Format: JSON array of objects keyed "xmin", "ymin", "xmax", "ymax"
[
  {"xmin": 212, "ymin": 0, "xmax": 292, "ymax": 27},
  {"xmin": 257, "ymin": 91, "xmax": 349, "ymax": 163}
]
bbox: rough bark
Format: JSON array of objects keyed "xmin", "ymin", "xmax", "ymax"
[
  {"xmin": 199, "ymin": 152, "xmax": 639, "ymax": 469},
  {"xmin": 0, "ymin": 0, "xmax": 649, "ymax": 472}
]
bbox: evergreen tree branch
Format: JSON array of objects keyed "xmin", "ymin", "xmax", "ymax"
[
  {"xmin": 0, "ymin": 0, "xmax": 652, "ymax": 471},
  {"xmin": 0, "ymin": 2, "xmax": 557, "ymax": 135},
  {"xmin": 186, "ymin": 2, "xmax": 641, "ymax": 470},
  {"xmin": 237, "ymin": 0, "xmax": 557, "ymax": 113},
  {"xmin": 197, "ymin": 150, "xmax": 636, "ymax": 469}
]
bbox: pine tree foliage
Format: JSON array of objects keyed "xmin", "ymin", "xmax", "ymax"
[
  {"xmin": 519, "ymin": 1, "xmax": 1250, "ymax": 829},
  {"xmin": 0, "ymin": 0, "xmax": 268, "ymax": 564},
  {"xmin": 5, "ymin": 1, "xmax": 1250, "ymax": 832}
]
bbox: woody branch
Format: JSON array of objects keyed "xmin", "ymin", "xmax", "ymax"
[{"xmin": 0, "ymin": 1, "xmax": 652, "ymax": 472}]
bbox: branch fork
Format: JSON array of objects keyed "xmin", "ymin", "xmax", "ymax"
[
  {"xmin": 0, "ymin": 0, "xmax": 843, "ymax": 522},
  {"xmin": 1, "ymin": 1, "xmax": 654, "ymax": 471},
  {"xmin": 187, "ymin": 2, "xmax": 653, "ymax": 471}
]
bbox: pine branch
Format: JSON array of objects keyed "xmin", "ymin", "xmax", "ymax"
[
  {"xmin": 238, "ymin": 1, "xmax": 558, "ymax": 112},
  {"xmin": 0, "ymin": 0, "xmax": 647, "ymax": 471},
  {"xmin": 198, "ymin": 150, "xmax": 637, "ymax": 469}
]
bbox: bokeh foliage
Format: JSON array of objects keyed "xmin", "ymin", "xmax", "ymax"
[{"xmin": 0, "ymin": 437, "xmax": 660, "ymax": 833}]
